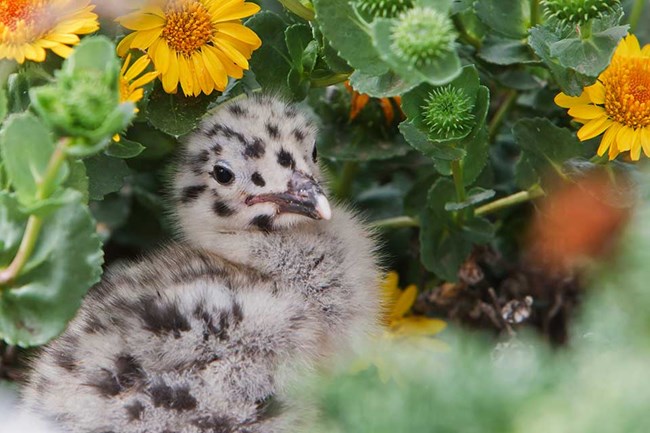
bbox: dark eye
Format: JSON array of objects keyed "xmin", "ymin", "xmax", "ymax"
[
  {"xmin": 212, "ymin": 164, "xmax": 234, "ymax": 185},
  {"xmin": 311, "ymin": 145, "xmax": 318, "ymax": 163}
]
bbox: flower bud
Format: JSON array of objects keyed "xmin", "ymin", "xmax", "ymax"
[
  {"xmin": 390, "ymin": 7, "xmax": 456, "ymax": 68},
  {"xmin": 542, "ymin": 0, "xmax": 620, "ymax": 25},
  {"xmin": 422, "ymin": 86, "xmax": 474, "ymax": 138},
  {"xmin": 355, "ymin": 0, "xmax": 413, "ymax": 18}
]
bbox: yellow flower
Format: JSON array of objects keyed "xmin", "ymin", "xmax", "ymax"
[
  {"xmin": 345, "ymin": 81, "xmax": 403, "ymax": 125},
  {"xmin": 116, "ymin": 0, "xmax": 262, "ymax": 96},
  {"xmin": 113, "ymin": 53, "xmax": 160, "ymax": 142},
  {"xmin": 555, "ymin": 34, "xmax": 650, "ymax": 161},
  {"xmin": 119, "ymin": 53, "xmax": 160, "ymax": 106},
  {"xmin": 381, "ymin": 271, "xmax": 447, "ymax": 341},
  {"xmin": 0, "ymin": 0, "xmax": 99, "ymax": 64}
]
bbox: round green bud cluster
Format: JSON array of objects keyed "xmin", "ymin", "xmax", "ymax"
[
  {"xmin": 541, "ymin": 0, "xmax": 620, "ymax": 25},
  {"xmin": 422, "ymin": 86, "xmax": 475, "ymax": 138},
  {"xmin": 58, "ymin": 71, "xmax": 118, "ymax": 132},
  {"xmin": 355, "ymin": 0, "xmax": 413, "ymax": 18},
  {"xmin": 390, "ymin": 7, "xmax": 456, "ymax": 68}
]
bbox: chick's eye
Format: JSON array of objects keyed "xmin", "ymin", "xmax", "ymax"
[
  {"xmin": 212, "ymin": 165, "xmax": 235, "ymax": 185},
  {"xmin": 311, "ymin": 145, "xmax": 318, "ymax": 163}
]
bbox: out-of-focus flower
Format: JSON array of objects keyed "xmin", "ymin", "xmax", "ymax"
[
  {"xmin": 116, "ymin": 0, "xmax": 262, "ymax": 96},
  {"xmin": 345, "ymin": 81, "xmax": 403, "ymax": 125},
  {"xmin": 382, "ymin": 271, "xmax": 447, "ymax": 341},
  {"xmin": 541, "ymin": 0, "xmax": 620, "ymax": 25},
  {"xmin": 555, "ymin": 34, "xmax": 650, "ymax": 161},
  {"xmin": 390, "ymin": 6, "xmax": 456, "ymax": 67},
  {"xmin": 0, "ymin": 0, "xmax": 98, "ymax": 63}
]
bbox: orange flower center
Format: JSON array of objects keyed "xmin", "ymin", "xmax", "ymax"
[
  {"xmin": 0, "ymin": 0, "xmax": 40, "ymax": 29},
  {"xmin": 162, "ymin": 0, "xmax": 214, "ymax": 57},
  {"xmin": 604, "ymin": 55, "xmax": 650, "ymax": 129}
]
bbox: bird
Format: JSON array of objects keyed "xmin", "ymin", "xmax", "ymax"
[{"xmin": 20, "ymin": 94, "xmax": 382, "ymax": 433}]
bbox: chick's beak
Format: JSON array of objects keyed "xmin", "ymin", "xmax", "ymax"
[{"xmin": 246, "ymin": 171, "xmax": 332, "ymax": 220}]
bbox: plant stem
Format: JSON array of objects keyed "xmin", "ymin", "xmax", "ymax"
[
  {"xmin": 629, "ymin": 0, "xmax": 645, "ymax": 33},
  {"xmin": 488, "ymin": 89, "xmax": 518, "ymax": 143},
  {"xmin": 311, "ymin": 73, "xmax": 351, "ymax": 88},
  {"xmin": 334, "ymin": 161, "xmax": 359, "ymax": 199},
  {"xmin": 530, "ymin": 0, "xmax": 540, "ymax": 27},
  {"xmin": 370, "ymin": 216, "xmax": 420, "ymax": 230},
  {"xmin": 0, "ymin": 138, "xmax": 68, "ymax": 288},
  {"xmin": 451, "ymin": 160, "xmax": 466, "ymax": 202},
  {"xmin": 278, "ymin": 0, "xmax": 315, "ymax": 21},
  {"xmin": 474, "ymin": 185, "xmax": 544, "ymax": 216}
]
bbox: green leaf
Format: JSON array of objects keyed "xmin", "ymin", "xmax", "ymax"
[
  {"xmin": 478, "ymin": 35, "xmax": 537, "ymax": 65},
  {"xmin": 513, "ymin": 118, "xmax": 586, "ymax": 187},
  {"xmin": 62, "ymin": 36, "xmax": 117, "ymax": 75},
  {"xmin": 313, "ymin": 0, "xmax": 389, "ymax": 75},
  {"xmin": 6, "ymin": 73, "xmax": 30, "ymax": 114},
  {"xmin": 285, "ymin": 24, "xmax": 314, "ymax": 70},
  {"xmin": 399, "ymin": 121, "xmax": 466, "ymax": 160},
  {"xmin": 105, "ymin": 138, "xmax": 145, "ymax": 159},
  {"xmin": 475, "ymin": 0, "xmax": 531, "ymax": 39},
  {"xmin": 312, "ymin": 24, "xmax": 354, "ymax": 74},
  {"xmin": 0, "ymin": 113, "xmax": 67, "ymax": 205},
  {"xmin": 319, "ymin": 125, "xmax": 412, "ymax": 161},
  {"xmin": 65, "ymin": 160, "xmax": 89, "ymax": 203},
  {"xmin": 372, "ymin": 18, "xmax": 462, "ymax": 86},
  {"xmin": 349, "ymin": 69, "xmax": 419, "ymax": 98},
  {"xmin": 550, "ymin": 25, "xmax": 628, "ymax": 77},
  {"xmin": 247, "ymin": 11, "xmax": 293, "ymax": 97},
  {"xmin": 419, "ymin": 178, "xmax": 472, "ymax": 281},
  {"xmin": 0, "ymin": 191, "xmax": 103, "ymax": 347},
  {"xmin": 445, "ymin": 187, "xmax": 496, "ymax": 211},
  {"xmin": 85, "ymin": 154, "xmax": 131, "ymax": 201},
  {"xmin": 145, "ymin": 85, "xmax": 215, "ymax": 137},
  {"xmin": 0, "ymin": 87, "xmax": 7, "ymax": 123}
]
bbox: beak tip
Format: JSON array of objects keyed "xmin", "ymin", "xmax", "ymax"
[{"xmin": 316, "ymin": 195, "xmax": 332, "ymax": 220}]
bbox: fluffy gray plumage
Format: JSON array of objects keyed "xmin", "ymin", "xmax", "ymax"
[{"xmin": 21, "ymin": 95, "xmax": 382, "ymax": 433}]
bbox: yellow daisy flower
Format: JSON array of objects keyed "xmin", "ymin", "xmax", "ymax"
[
  {"xmin": 555, "ymin": 34, "xmax": 650, "ymax": 161},
  {"xmin": 119, "ymin": 53, "xmax": 160, "ymax": 106},
  {"xmin": 113, "ymin": 53, "xmax": 160, "ymax": 142},
  {"xmin": 115, "ymin": 0, "xmax": 262, "ymax": 96},
  {"xmin": 0, "ymin": 0, "xmax": 99, "ymax": 64},
  {"xmin": 382, "ymin": 271, "xmax": 447, "ymax": 340}
]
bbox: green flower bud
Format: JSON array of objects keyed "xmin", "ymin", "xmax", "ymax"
[
  {"xmin": 390, "ymin": 7, "xmax": 456, "ymax": 68},
  {"xmin": 422, "ymin": 86, "xmax": 474, "ymax": 138},
  {"xmin": 541, "ymin": 0, "xmax": 620, "ymax": 25},
  {"xmin": 355, "ymin": 0, "xmax": 413, "ymax": 18}
]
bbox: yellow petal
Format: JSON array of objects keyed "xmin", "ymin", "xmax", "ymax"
[
  {"xmin": 124, "ymin": 54, "xmax": 151, "ymax": 81},
  {"xmin": 212, "ymin": 2, "xmax": 261, "ymax": 22},
  {"xmin": 629, "ymin": 129, "xmax": 642, "ymax": 161},
  {"xmin": 216, "ymin": 23, "xmax": 262, "ymax": 47},
  {"xmin": 121, "ymin": 53, "xmax": 132, "ymax": 75},
  {"xmin": 50, "ymin": 43, "xmax": 73, "ymax": 58},
  {"xmin": 153, "ymin": 40, "xmax": 171, "ymax": 74},
  {"xmin": 640, "ymin": 128, "xmax": 650, "ymax": 158},
  {"xmin": 391, "ymin": 285, "xmax": 417, "ymax": 320},
  {"xmin": 597, "ymin": 122, "xmax": 621, "ymax": 157},
  {"xmin": 577, "ymin": 116, "xmax": 612, "ymax": 141},
  {"xmin": 162, "ymin": 53, "xmax": 180, "ymax": 93},
  {"xmin": 192, "ymin": 53, "xmax": 212, "ymax": 95},
  {"xmin": 177, "ymin": 54, "xmax": 194, "ymax": 96},
  {"xmin": 130, "ymin": 28, "xmax": 163, "ymax": 51},
  {"xmin": 45, "ymin": 33, "xmax": 80, "ymax": 44},
  {"xmin": 213, "ymin": 36, "xmax": 249, "ymax": 68},
  {"xmin": 210, "ymin": 46, "xmax": 243, "ymax": 78},
  {"xmin": 118, "ymin": 13, "xmax": 165, "ymax": 31},
  {"xmin": 620, "ymin": 34, "xmax": 641, "ymax": 57},
  {"xmin": 201, "ymin": 46, "xmax": 228, "ymax": 90},
  {"xmin": 117, "ymin": 32, "xmax": 138, "ymax": 56},
  {"xmin": 584, "ymin": 81, "xmax": 605, "ymax": 104},
  {"xmin": 391, "ymin": 317, "xmax": 447, "ymax": 337},
  {"xmin": 568, "ymin": 105, "xmax": 605, "ymax": 120},
  {"xmin": 554, "ymin": 91, "xmax": 591, "ymax": 108},
  {"xmin": 616, "ymin": 125, "xmax": 635, "ymax": 151}
]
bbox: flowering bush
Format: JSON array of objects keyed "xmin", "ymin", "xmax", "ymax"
[{"xmin": 0, "ymin": 0, "xmax": 648, "ymax": 395}]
